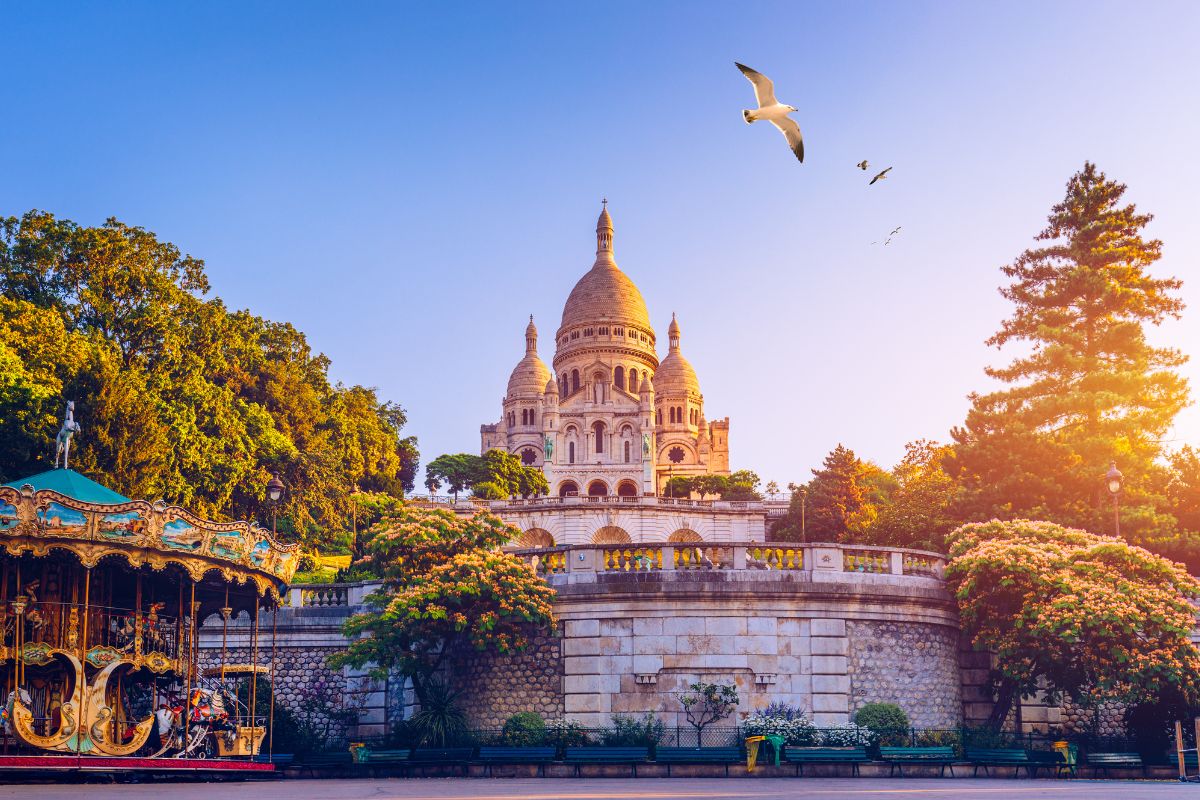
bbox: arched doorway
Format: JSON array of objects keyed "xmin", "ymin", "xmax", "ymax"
[
  {"xmin": 514, "ymin": 528, "xmax": 555, "ymax": 548},
  {"xmin": 668, "ymin": 529, "xmax": 703, "ymax": 543},
  {"xmin": 616, "ymin": 480, "xmax": 639, "ymax": 497},
  {"xmin": 592, "ymin": 526, "xmax": 631, "ymax": 544},
  {"xmin": 558, "ymin": 480, "xmax": 580, "ymax": 497},
  {"xmin": 587, "ymin": 480, "xmax": 609, "ymax": 497}
]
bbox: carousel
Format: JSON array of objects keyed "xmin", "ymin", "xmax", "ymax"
[{"xmin": 0, "ymin": 406, "xmax": 299, "ymax": 773}]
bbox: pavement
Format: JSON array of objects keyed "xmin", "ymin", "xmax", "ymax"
[{"xmin": 0, "ymin": 778, "xmax": 1194, "ymax": 800}]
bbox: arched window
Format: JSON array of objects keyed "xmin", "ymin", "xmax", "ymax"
[
  {"xmin": 571, "ymin": 370, "xmax": 580, "ymax": 393},
  {"xmin": 676, "ymin": 406, "xmax": 683, "ymax": 423},
  {"xmin": 587, "ymin": 480, "xmax": 609, "ymax": 497},
  {"xmin": 614, "ymin": 366, "xmax": 624, "ymax": 391},
  {"xmin": 624, "ymin": 440, "xmax": 631, "ymax": 463},
  {"xmin": 560, "ymin": 374, "xmax": 568, "ymax": 395},
  {"xmin": 558, "ymin": 480, "xmax": 579, "ymax": 497},
  {"xmin": 629, "ymin": 369, "xmax": 638, "ymax": 390},
  {"xmin": 592, "ymin": 421, "xmax": 605, "ymax": 454},
  {"xmin": 568, "ymin": 441, "xmax": 575, "ymax": 464},
  {"xmin": 617, "ymin": 480, "xmax": 639, "ymax": 497}
]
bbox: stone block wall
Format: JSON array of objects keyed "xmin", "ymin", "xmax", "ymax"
[{"xmin": 449, "ymin": 628, "xmax": 564, "ymax": 729}]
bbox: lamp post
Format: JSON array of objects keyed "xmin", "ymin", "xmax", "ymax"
[
  {"xmin": 799, "ymin": 486, "xmax": 808, "ymax": 541},
  {"xmin": 1105, "ymin": 461, "xmax": 1123, "ymax": 538},
  {"xmin": 266, "ymin": 474, "xmax": 285, "ymax": 536}
]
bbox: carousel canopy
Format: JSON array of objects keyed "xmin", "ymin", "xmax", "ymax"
[{"xmin": 4, "ymin": 468, "xmax": 130, "ymax": 504}]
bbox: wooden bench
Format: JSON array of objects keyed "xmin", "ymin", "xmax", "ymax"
[
  {"xmin": 655, "ymin": 746, "xmax": 744, "ymax": 776},
  {"xmin": 1087, "ymin": 752, "xmax": 1144, "ymax": 777},
  {"xmin": 964, "ymin": 747, "xmax": 1028, "ymax": 777},
  {"xmin": 297, "ymin": 751, "xmax": 353, "ymax": 776},
  {"xmin": 409, "ymin": 747, "xmax": 474, "ymax": 776},
  {"xmin": 783, "ymin": 746, "xmax": 870, "ymax": 777},
  {"xmin": 1025, "ymin": 749, "xmax": 1071, "ymax": 777},
  {"xmin": 477, "ymin": 746, "xmax": 558, "ymax": 776},
  {"xmin": 251, "ymin": 753, "xmax": 294, "ymax": 767},
  {"xmin": 357, "ymin": 748, "xmax": 412, "ymax": 776},
  {"xmin": 563, "ymin": 746, "xmax": 649, "ymax": 777},
  {"xmin": 879, "ymin": 746, "xmax": 956, "ymax": 777}
]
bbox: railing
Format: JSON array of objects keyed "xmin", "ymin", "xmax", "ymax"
[
  {"xmin": 509, "ymin": 542, "xmax": 945, "ymax": 580},
  {"xmin": 0, "ymin": 599, "xmax": 183, "ymax": 660},
  {"xmin": 299, "ymin": 585, "xmax": 349, "ymax": 607},
  {"xmin": 405, "ymin": 494, "xmax": 769, "ymax": 514}
]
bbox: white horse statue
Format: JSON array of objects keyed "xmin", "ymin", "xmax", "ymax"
[{"xmin": 54, "ymin": 401, "xmax": 81, "ymax": 469}]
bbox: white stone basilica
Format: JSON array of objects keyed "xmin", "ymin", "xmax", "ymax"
[{"xmin": 481, "ymin": 204, "xmax": 730, "ymax": 500}]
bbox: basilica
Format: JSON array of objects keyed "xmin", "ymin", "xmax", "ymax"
[{"xmin": 481, "ymin": 204, "xmax": 730, "ymax": 499}]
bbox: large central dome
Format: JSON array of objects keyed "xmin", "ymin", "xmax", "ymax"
[{"xmin": 557, "ymin": 205, "xmax": 653, "ymax": 337}]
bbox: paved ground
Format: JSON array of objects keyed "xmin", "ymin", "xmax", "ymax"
[{"xmin": 0, "ymin": 778, "xmax": 1193, "ymax": 800}]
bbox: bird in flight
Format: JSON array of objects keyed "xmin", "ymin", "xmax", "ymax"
[
  {"xmin": 869, "ymin": 167, "xmax": 893, "ymax": 185},
  {"xmin": 856, "ymin": 160, "xmax": 869, "ymax": 170},
  {"xmin": 889, "ymin": 226, "xmax": 902, "ymax": 236},
  {"xmin": 735, "ymin": 62, "xmax": 803, "ymax": 162}
]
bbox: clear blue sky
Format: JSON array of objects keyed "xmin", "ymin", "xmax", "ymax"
[{"xmin": 3, "ymin": 1, "xmax": 1198, "ymax": 489}]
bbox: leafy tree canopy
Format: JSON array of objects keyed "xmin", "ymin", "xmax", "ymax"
[
  {"xmin": 424, "ymin": 450, "xmax": 548, "ymax": 500},
  {"xmin": 0, "ymin": 210, "xmax": 417, "ymax": 543},
  {"xmin": 945, "ymin": 519, "xmax": 1200, "ymax": 727},
  {"xmin": 332, "ymin": 504, "xmax": 556, "ymax": 704}
]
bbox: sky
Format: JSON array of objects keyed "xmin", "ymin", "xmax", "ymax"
[{"xmin": 3, "ymin": 1, "xmax": 1199, "ymax": 490}]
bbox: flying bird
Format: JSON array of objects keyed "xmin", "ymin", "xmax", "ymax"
[
  {"xmin": 856, "ymin": 160, "xmax": 869, "ymax": 170},
  {"xmin": 889, "ymin": 226, "xmax": 902, "ymax": 236},
  {"xmin": 869, "ymin": 167, "xmax": 893, "ymax": 185},
  {"xmin": 735, "ymin": 62, "xmax": 803, "ymax": 162}
]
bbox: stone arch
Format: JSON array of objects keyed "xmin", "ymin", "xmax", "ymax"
[
  {"xmin": 587, "ymin": 480, "xmax": 609, "ymax": 497},
  {"xmin": 592, "ymin": 526, "xmax": 631, "ymax": 544},
  {"xmin": 668, "ymin": 529, "xmax": 703, "ymax": 543},
  {"xmin": 514, "ymin": 528, "xmax": 555, "ymax": 548},
  {"xmin": 616, "ymin": 480, "xmax": 639, "ymax": 497},
  {"xmin": 558, "ymin": 480, "xmax": 580, "ymax": 497}
]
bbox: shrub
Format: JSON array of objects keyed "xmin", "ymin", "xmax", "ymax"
[
  {"xmin": 741, "ymin": 704, "xmax": 819, "ymax": 745},
  {"xmin": 602, "ymin": 713, "xmax": 665, "ymax": 747},
  {"xmin": 545, "ymin": 718, "xmax": 591, "ymax": 746},
  {"xmin": 854, "ymin": 702, "xmax": 909, "ymax": 733},
  {"xmin": 408, "ymin": 680, "xmax": 468, "ymax": 746},
  {"xmin": 501, "ymin": 711, "xmax": 547, "ymax": 745},
  {"xmin": 819, "ymin": 727, "xmax": 866, "ymax": 747}
]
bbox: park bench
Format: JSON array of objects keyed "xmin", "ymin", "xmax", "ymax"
[
  {"xmin": 297, "ymin": 751, "xmax": 352, "ymax": 776},
  {"xmin": 964, "ymin": 747, "xmax": 1028, "ymax": 777},
  {"xmin": 783, "ymin": 746, "xmax": 870, "ymax": 777},
  {"xmin": 356, "ymin": 748, "xmax": 412, "ymax": 776},
  {"xmin": 563, "ymin": 746, "xmax": 649, "ymax": 777},
  {"xmin": 477, "ymin": 746, "xmax": 558, "ymax": 776},
  {"xmin": 408, "ymin": 747, "xmax": 474, "ymax": 776},
  {"xmin": 1087, "ymin": 752, "xmax": 1144, "ymax": 777},
  {"xmin": 1025, "ymin": 749, "xmax": 1071, "ymax": 777},
  {"xmin": 654, "ymin": 746, "xmax": 744, "ymax": 776},
  {"xmin": 251, "ymin": 753, "xmax": 294, "ymax": 767},
  {"xmin": 879, "ymin": 745, "xmax": 956, "ymax": 777}
]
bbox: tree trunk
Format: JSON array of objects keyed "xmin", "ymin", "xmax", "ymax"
[{"xmin": 987, "ymin": 679, "xmax": 1020, "ymax": 729}]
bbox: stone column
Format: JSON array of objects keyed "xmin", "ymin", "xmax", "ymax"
[{"xmin": 809, "ymin": 618, "xmax": 851, "ymax": 726}]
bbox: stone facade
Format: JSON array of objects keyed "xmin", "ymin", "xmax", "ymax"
[
  {"xmin": 449, "ymin": 628, "xmax": 564, "ymax": 729},
  {"xmin": 845, "ymin": 620, "xmax": 962, "ymax": 728},
  {"xmin": 481, "ymin": 205, "xmax": 732, "ymax": 511}
]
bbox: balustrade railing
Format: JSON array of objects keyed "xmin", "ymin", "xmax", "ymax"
[
  {"xmin": 299, "ymin": 585, "xmax": 348, "ymax": 607},
  {"xmin": 0, "ymin": 600, "xmax": 183, "ymax": 660},
  {"xmin": 508, "ymin": 542, "xmax": 946, "ymax": 581}
]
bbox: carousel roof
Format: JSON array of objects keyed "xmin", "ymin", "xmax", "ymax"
[{"xmin": 3, "ymin": 468, "xmax": 130, "ymax": 504}]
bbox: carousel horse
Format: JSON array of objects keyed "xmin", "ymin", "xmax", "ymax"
[
  {"xmin": 143, "ymin": 602, "xmax": 167, "ymax": 651},
  {"xmin": 2, "ymin": 688, "xmax": 32, "ymax": 734},
  {"xmin": 21, "ymin": 580, "xmax": 45, "ymax": 633},
  {"xmin": 54, "ymin": 401, "xmax": 82, "ymax": 470}
]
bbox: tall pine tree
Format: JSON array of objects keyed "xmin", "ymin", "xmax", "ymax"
[{"xmin": 949, "ymin": 162, "xmax": 1189, "ymax": 542}]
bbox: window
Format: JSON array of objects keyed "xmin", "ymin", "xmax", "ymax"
[
  {"xmin": 571, "ymin": 331, "xmax": 579, "ymax": 340},
  {"xmin": 521, "ymin": 448, "xmax": 537, "ymax": 465},
  {"xmin": 676, "ymin": 406, "xmax": 683, "ymax": 423},
  {"xmin": 629, "ymin": 369, "xmax": 638, "ymax": 390},
  {"xmin": 587, "ymin": 480, "xmax": 609, "ymax": 497},
  {"xmin": 614, "ymin": 327, "xmax": 623, "ymax": 336},
  {"xmin": 599, "ymin": 326, "xmax": 609, "ymax": 335},
  {"xmin": 628, "ymin": 330, "xmax": 636, "ymax": 338},
  {"xmin": 559, "ymin": 480, "xmax": 579, "ymax": 497},
  {"xmin": 571, "ymin": 370, "xmax": 580, "ymax": 392},
  {"xmin": 569, "ymin": 441, "xmax": 575, "ymax": 464},
  {"xmin": 668, "ymin": 446, "xmax": 685, "ymax": 464},
  {"xmin": 624, "ymin": 440, "xmax": 631, "ymax": 463},
  {"xmin": 584, "ymin": 327, "xmax": 594, "ymax": 336},
  {"xmin": 592, "ymin": 421, "xmax": 605, "ymax": 454},
  {"xmin": 614, "ymin": 366, "xmax": 624, "ymax": 391}
]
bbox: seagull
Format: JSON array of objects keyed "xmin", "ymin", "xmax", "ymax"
[
  {"xmin": 869, "ymin": 167, "xmax": 892, "ymax": 185},
  {"xmin": 856, "ymin": 160, "xmax": 869, "ymax": 170},
  {"xmin": 889, "ymin": 226, "xmax": 902, "ymax": 235},
  {"xmin": 735, "ymin": 62, "xmax": 803, "ymax": 162}
]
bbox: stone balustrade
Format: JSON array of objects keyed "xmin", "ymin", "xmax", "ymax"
[
  {"xmin": 512, "ymin": 541, "xmax": 946, "ymax": 582},
  {"xmin": 408, "ymin": 494, "xmax": 793, "ymax": 517}
]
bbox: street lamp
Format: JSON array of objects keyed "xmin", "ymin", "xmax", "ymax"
[
  {"xmin": 799, "ymin": 486, "xmax": 808, "ymax": 542},
  {"xmin": 1105, "ymin": 461, "xmax": 1123, "ymax": 537},
  {"xmin": 266, "ymin": 474, "xmax": 285, "ymax": 536}
]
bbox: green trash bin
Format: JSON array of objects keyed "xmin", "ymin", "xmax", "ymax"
[{"xmin": 764, "ymin": 735, "xmax": 785, "ymax": 766}]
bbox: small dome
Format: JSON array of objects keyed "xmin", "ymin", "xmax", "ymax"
[
  {"xmin": 668, "ymin": 312, "xmax": 681, "ymax": 338},
  {"xmin": 507, "ymin": 317, "xmax": 552, "ymax": 396},
  {"xmin": 545, "ymin": 375, "xmax": 559, "ymax": 395},
  {"xmin": 654, "ymin": 351, "xmax": 700, "ymax": 395}
]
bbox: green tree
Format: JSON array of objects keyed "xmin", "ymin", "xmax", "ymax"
[
  {"xmin": 946, "ymin": 519, "xmax": 1200, "ymax": 728},
  {"xmin": 948, "ymin": 163, "xmax": 1188, "ymax": 545},
  {"xmin": 678, "ymin": 682, "xmax": 739, "ymax": 742},
  {"xmin": 664, "ymin": 475, "xmax": 693, "ymax": 498},
  {"xmin": 867, "ymin": 440, "xmax": 959, "ymax": 551},
  {"xmin": 425, "ymin": 454, "xmax": 477, "ymax": 500},
  {"xmin": 331, "ymin": 505, "xmax": 556, "ymax": 705},
  {"xmin": 692, "ymin": 474, "xmax": 727, "ymax": 499},
  {"xmin": 721, "ymin": 469, "xmax": 763, "ymax": 500},
  {"xmin": 805, "ymin": 445, "xmax": 881, "ymax": 541},
  {"xmin": 1167, "ymin": 446, "xmax": 1200, "ymax": 535}
]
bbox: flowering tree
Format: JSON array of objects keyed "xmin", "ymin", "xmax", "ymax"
[
  {"xmin": 679, "ymin": 682, "xmax": 739, "ymax": 742},
  {"xmin": 331, "ymin": 505, "xmax": 556, "ymax": 705},
  {"xmin": 946, "ymin": 519, "xmax": 1200, "ymax": 727}
]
